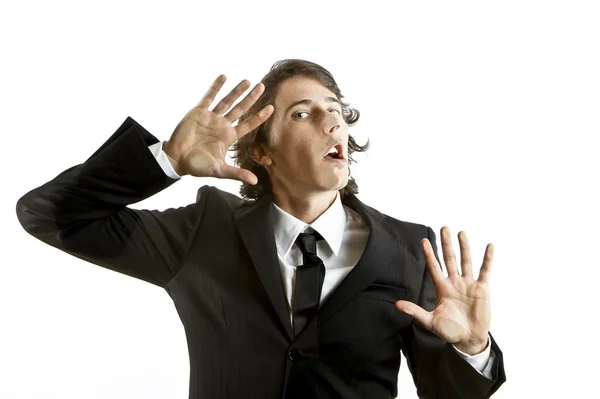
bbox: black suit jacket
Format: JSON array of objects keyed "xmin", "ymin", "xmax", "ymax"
[{"xmin": 16, "ymin": 117, "xmax": 505, "ymax": 398}]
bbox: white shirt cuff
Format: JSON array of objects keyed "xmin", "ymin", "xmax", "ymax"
[
  {"xmin": 148, "ymin": 141, "xmax": 181, "ymax": 180},
  {"xmin": 452, "ymin": 335, "xmax": 495, "ymax": 379}
]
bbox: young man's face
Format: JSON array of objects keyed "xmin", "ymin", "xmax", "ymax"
[{"xmin": 255, "ymin": 76, "xmax": 349, "ymax": 197}]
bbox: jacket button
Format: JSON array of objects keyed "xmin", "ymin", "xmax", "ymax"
[{"xmin": 288, "ymin": 348, "xmax": 303, "ymax": 361}]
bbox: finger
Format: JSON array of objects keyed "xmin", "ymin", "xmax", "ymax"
[
  {"xmin": 211, "ymin": 79, "xmax": 251, "ymax": 115},
  {"xmin": 224, "ymin": 83, "xmax": 266, "ymax": 123},
  {"xmin": 217, "ymin": 163, "xmax": 258, "ymax": 185},
  {"xmin": 458, "ymin": 231, "xmax": 473, "ymax": 279},
  {"xmin": 421, "ymin": 238, "xmax": 445, "ymax": 285},
  {"xmin": 395, "ymin": 300, "xmax": 433, "ymax": 330},
  {"xmin": 234, "ymin": 104, "xmax": 274, "ymax": 138},
  {"xmin": 441, "ymin": 226, "xmax": 459, "ymax": 277},
  {"xmin": 477, "ymin": 243, "xmax": 494, "ymax": 283},
  {"xmin": 197, "ymin": 75, "xmax": 227, "ymax": 110}
]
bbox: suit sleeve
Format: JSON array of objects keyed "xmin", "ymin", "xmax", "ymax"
[
  {"xmin": 16, "ymin": 117, "xmax": 209, "ymax": 288},
  {"xmin": 401, "ymin": 226, "xmax": 506, "ymax": 398}
]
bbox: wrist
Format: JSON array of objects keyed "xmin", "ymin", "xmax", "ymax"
[
  {"xmin": 454, "ymin": 336, "xmax": 489, "ymax": 356},
  {"xmin": 163, "ymin": 141, "xmax": 186, "ymax": 176}
]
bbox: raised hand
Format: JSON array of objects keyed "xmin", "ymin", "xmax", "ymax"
[
  {"xmin": 395, "ymin": 226, "xmax": 494, "ymax": 355},
  {"xmin": 163, "ymin": 75, "xmax": 274, "ymax": 183}
]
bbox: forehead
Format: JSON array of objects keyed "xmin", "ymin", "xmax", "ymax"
[{"xmin": 274, "ymin": 76, "xmax": 336, "ymax": 105}]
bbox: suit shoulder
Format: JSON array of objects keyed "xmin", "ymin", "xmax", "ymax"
[
  {"xmin": 347, "ymin": 196, "xmax": 431, "ymax": 243},
  {"xmin": 375, "ymin": 209, "xmax": 433, "ymax": 255},
  {"xmin": 371, "ymin": 207, "xmax": 429, "ymax": 237},
  {"xmin": 196, "ymin": 185, "xmax": 246, "ymax": 211}
]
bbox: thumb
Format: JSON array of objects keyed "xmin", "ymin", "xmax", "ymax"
[
  {"xmin": 395, "ymin": 300, "xmax": 433, "ymax": 329},
  {"xmin": 218, "ymin": 164, "xmax": 258, "ymax": 186}
]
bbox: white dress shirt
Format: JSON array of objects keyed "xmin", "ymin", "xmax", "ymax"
[{"xmin": 147, "ymin": 140, "xmax": 495, "ymax": 378}]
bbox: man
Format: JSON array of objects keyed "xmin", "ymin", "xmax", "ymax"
[{"xmin": 16, "ymin": 59, "xmax": 505, "ymax": 398}]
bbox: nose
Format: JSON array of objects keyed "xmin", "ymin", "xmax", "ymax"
[{"xmin": 322, "ymin": 112, "xmax": 341, "ymax": 135}]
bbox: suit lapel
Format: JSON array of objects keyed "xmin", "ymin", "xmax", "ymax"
[
  {"xmin": 233, "ymin": 193, "xmax": 295, "ymax": 341},
  {"xmin": 317, "ymin": 193, "xmax": 402, "ymax": 325},
  {"xmin": 233, "ymin": 191, "xmax": 410, "ymax": 341}
]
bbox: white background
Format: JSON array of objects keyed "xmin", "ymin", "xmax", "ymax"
[{"xmin": 2, "ymin": 1, "xmax": 599, "ymax": 397}]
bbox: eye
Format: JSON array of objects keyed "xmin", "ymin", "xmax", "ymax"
[
  {"xmin": 294, "ymin": 111, "xmax": 309, "ymax": 119},
  {"xmin": 329, "ymin": 108, "xmax": 341, "ymax": 114}
]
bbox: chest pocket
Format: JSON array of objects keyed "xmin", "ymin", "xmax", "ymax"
[
  {"xmin": 358, "ymin": 283, "xmax": 409, "ymax": 302},
  {"xmin": 357, "ymin": 282, "xmax": 414, "ymax": 337},
  {"xmin": 317, "ymin": 283, "xmax": 413, "ymax": 375}
]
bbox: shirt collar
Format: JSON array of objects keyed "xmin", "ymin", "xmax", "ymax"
[{"xmin": 271, "ymin": 191, "xmax": 347, "ymax": 259}]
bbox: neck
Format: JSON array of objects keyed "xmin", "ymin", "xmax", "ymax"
[{"xmin": 271, "ymin": 186, "xmax": 338, "ymax": 224}]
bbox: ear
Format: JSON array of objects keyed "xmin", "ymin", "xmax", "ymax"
[{"xmin": 249, "ymin": 142, "xmax": 273, "ymax": 166}]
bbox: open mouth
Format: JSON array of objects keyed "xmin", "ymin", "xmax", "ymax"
[{"xmin": 324, "ymin": 143, "xmax": 346, "ymax": 161}]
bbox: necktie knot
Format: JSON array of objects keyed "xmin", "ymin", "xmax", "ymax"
[
  {"xmin": 292, "ymin": 229, "xmax": 325, "ymax": 337},
  {"xmin": 295, "ymin": 229, "xmax": 323, "ymax": 257}
]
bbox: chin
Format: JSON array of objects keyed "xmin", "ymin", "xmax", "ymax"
[
  {"xmin": 331, "ymin": 176, "xmax": 349, "ymax": 192},
  {"xmin": 312, "ymin": 172, "xmax": 349, "ymax": 193}
]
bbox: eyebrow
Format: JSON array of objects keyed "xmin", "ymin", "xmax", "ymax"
[{"xmin": 284, "ymin": 96, "xmax": 341, "ymax": 114}]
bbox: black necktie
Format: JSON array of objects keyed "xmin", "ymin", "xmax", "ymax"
[{"xmin": 292, "ymin": 229, "xmax": 325, "ymax": 337}]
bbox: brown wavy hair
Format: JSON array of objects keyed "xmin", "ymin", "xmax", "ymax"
[{"xmin": 231, "ymin": 59, "xmax": 369, "ymax": 200}]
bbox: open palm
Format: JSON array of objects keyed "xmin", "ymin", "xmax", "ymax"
[
  {"xmin": 395, "ymin": 226, "xmax": 494, "ymax": 355},
  {"xmin": 164, "ymin": 75, "xmax": 273, "ymax": 183}
]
